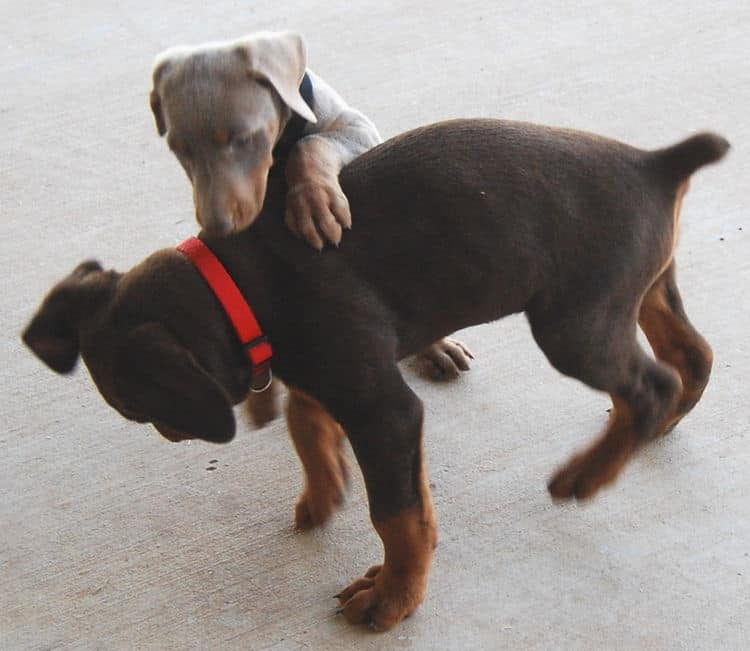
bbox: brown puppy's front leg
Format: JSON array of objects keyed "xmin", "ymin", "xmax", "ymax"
[
  {"xmin": 337, "ymin": 483, "xmax": 436, "ymax": 630},
  {"xmin": 244, "ymin": 378, "xmax": 284, "ymax": 427},
  {"xmin": 335, "ymin": 381, "xmax": 437, "ymax": 630},
  {"xmin": 286, "ymin": 388, "xmax": 349, "ymax": 530}
]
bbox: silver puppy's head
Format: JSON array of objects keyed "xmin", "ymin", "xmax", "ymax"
[{"xmin": 150, "ymin": 32, "xmax": 316, "ymax": 236}]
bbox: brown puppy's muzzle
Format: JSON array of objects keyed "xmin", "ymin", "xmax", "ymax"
[{"xmin": 155, "ymin": 423, "xmax": 191, "ymax": 443}]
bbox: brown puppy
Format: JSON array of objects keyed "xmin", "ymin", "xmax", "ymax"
[
  {"xmin": 23, "ymin": 119, "xmax": 728, "ymax": 630},
  {"xmin": 150, "ymin": 31, "xmax": 473, "ymax": 388}
]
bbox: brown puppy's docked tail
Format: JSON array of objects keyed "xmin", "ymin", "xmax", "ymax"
[{"xmin": 650, "ymin": 132, "xmax": 730, "ymax": 185}]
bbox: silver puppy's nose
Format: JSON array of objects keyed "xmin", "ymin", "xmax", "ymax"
[{"xmin": 200, "ymin": 215, "xmax": 235, "ymax": 238}]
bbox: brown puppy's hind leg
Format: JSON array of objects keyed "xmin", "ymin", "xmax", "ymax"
[
  {"xmin": 531, "ymin": 311, "xmax": 682, "ymax": 501},
  {"xmin": 638, "ymin": 260, "xmax": 713, "ymax": 434},
  {"xmin": 286, "ymin": 389, "xmax": 349, "ymax": 530}
]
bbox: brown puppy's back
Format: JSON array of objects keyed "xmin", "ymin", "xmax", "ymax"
[{"xmin": 325, "ymin": 120, "xmax": 726, "ymax": 350}]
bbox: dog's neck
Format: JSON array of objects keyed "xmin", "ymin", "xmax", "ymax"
[{"xmin": 177, "ymin": 236, "xmax": 273, "ymax": 391}]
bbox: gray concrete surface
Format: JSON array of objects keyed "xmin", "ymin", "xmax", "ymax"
[{"xmin": 2, "ymin": 1, "xmax": 749, "ymax": 648}]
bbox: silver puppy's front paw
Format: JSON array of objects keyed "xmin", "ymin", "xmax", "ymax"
[{"xmin": 285, "ymin": 179, "xmax": 352, "ymax": 250}]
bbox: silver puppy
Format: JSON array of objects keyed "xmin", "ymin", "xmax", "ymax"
[
  {"xmin": 150, "ymin": 31, "xmax": 378, "ymax": 246},
  {"xmin": 150, "ymin": 31, "xmax": 472, "ymax": 382}
]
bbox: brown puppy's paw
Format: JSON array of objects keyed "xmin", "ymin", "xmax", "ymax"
[
  {"xmin": 548, "ymin": 444, "xmax": 632, "ymax": 501},
  {"xmin": 294, "ymin": 444, "xmax": 349, "ymax": 531},
  {"xmin": 336, "ymin": 565, "xmax": 424, "ymax": 631},
  {"xmin": 416, "ymin": 337, "xmax": 474, "ymax": 381},
  {"xmin": 294, "ymin": 481, "xmax": 346, "ymax": 530},
  {"xmin": 285, "ymin": 179, "xmax": 351, "ymax": 251}
]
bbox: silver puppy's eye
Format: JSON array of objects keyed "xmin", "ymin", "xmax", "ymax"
[
  {"xmin": 168, "ymin": 138, "xmax": 192, "ymax": 160},
  {"xmin": 234, "ymin": 134, "xmax": 252, "ymax": 148}
]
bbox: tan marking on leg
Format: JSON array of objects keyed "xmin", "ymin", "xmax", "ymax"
[
  {"xmin": 639, "ymin": 268, "xmax": 713, "ymax": 432},
  {"xmin": 338, "ymin": 451, "xmax": 437, "ymax": 630},
  {"xmin": 672, "ymin": 178, "xmax": 690, "ymax": 247},
  {"xmin": 653, "ymin": 179, "xmax": 690, "ymax": 282},
  {"xmin": 286, "ymin": 389, "xmax": 348, "ymax": 530},
  {"xmin": 548, "ymin": 396, "xmax": 640, "ymax": 500}
]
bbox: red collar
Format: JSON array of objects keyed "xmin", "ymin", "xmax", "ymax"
[{"xmin": 177, "ymin": 237, "xmax": 272, "ymax": 390}]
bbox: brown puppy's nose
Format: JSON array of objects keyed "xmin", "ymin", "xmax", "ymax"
[{"xmin": 155, "ymin": 423, "xmax": 190, "ymax": 443}]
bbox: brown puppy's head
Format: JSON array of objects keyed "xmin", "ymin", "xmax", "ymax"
[
  {"xmin": 22, "ymin": 257, "xmax": 240, "ymax": 444},
  {"xmin": 150, "ymin": 31, "xmax": 316, "ymax": 237}
]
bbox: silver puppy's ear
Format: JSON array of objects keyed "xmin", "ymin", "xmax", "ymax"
[
  {"xmin": 239, "ymin": 31, "xmax": 317, "ymax": 123},
  {"xmin": 149, "ymin": 57, "xmax": 172, "ymax": 136}
]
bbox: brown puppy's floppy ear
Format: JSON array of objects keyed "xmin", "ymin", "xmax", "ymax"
[
  {"xmin": 149, "ymin": 57, "xmax": 171, "ymax": 136},
  {"xmin": 22, "ymin": 260, "xmax": 105, "ymax": 374},
  {"xmin": 238, "ymin": 31, "xmax": 317, "ymax": 124},
  {"xmin": 115, "ymin": 322, "xmax": 236, "ymax": 443}
]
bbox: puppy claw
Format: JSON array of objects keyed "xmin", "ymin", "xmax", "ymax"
[
  {"xmin": 336, "ymin": 575, "xmax": 377, "ymax": 605},
  {"xmin": 364, "ymin": 565, "xmax": 381, "ymax": 578}
]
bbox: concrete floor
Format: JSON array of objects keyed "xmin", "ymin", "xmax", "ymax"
[{"xmin": 2, "ymin": 1, "xmax": 749, "ymax": 648}]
